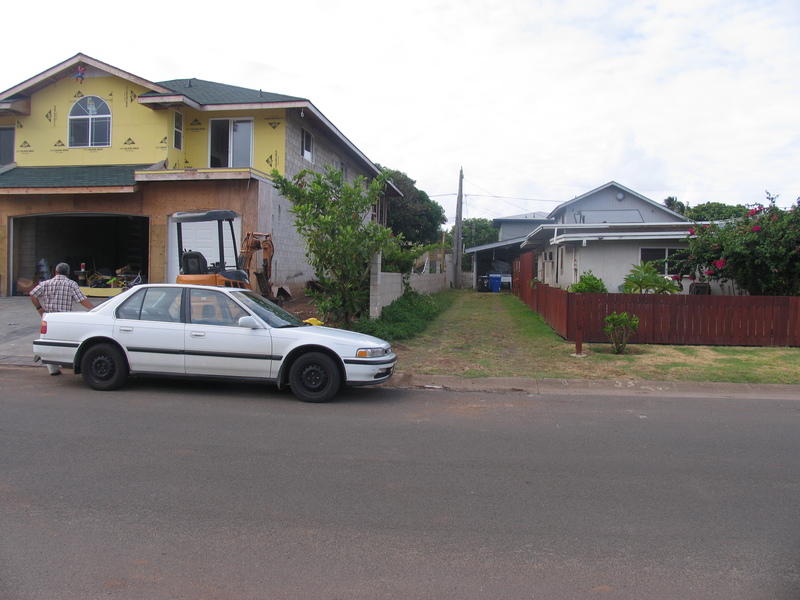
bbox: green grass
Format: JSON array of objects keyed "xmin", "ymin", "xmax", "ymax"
[{"xmin": 392, "ymin": 290, "xmax": 800, "ymax": 385}]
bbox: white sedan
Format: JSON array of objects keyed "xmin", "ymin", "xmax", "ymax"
[{"xmin": 33, "ymin": 284, "xmax": 396, "ymax": 403}]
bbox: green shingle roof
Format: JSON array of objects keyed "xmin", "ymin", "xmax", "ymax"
[
  {"xmin": 0, "ymin": 165, "xmax": 151, "ymax": 188},
  {"xmin": 145, "ymin": 79, "xmax": 307, "ymax": 106}
]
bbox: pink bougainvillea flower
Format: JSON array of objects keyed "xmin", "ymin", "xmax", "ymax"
[
  {"xmin": 714, "ymin": 259, "xmax": 726, "ymax": 269},
  {"xmin": 752, "ymin": 225, "xmax": 762, "ymax": 232},
  {"xmin": 688, "ymin": 228, "xmax": 695, "ymax": 235},
  {"xmin": 705, "ymin": 270, "xmax": 714, "ymax": 275}
]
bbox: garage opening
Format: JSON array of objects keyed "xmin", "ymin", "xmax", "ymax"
[{"xmin": 11, "ymin": 214, "xmax": 149, "ymax": 295}]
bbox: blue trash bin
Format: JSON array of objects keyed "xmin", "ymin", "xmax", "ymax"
[{"xmin": 488, "ymin": 274, "xmax": 501, "ymax": 293}]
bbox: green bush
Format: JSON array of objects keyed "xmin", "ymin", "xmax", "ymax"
[
  {"xmin": 568, "ymin": 270, "xmax": 608, "ymax": 293},
  {"xmin": 603, "ymin": 312, "xmax": 640, "ymax": 354},
  {"xmin": 621, "ymin": 262, "xmax": 680, "ymax": 294},
  {"xmin": 352, "ymin": 289, "xmax": 455, "ymax": 341}
]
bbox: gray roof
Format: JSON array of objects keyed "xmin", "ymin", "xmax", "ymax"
[
  {"xmin": 0, "ymin": 165, "xmax": 150, "ymax": 188},
  {"xmin": 465, "ymin": 236, "xmax": 529, "ymax": 254},
  {"xmin": 144, "ymin": 79, "xmax": 306, "ymax": 106}
]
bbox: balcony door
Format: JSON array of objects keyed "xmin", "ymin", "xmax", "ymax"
[{"xmin": 209, "ymin": 119, "xmax": 253, "ymax": 168}]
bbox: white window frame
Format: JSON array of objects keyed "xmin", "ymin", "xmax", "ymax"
[
  {"xmin": 173, "ymin": 111, "xmax": 184, "ymax": 150},
  {"xmin": 301, "ymin": 128, "xmax": 314, "ymax": 162},
  {"xmin": 209, "ymin": 118, "xmax": 253, "ymax": 168},
  {"xmin": 640, "ymin": 247, "xmax": 684, "ymax": 275},
  {"xmin": 68, "ymin": 95, "xmax": 112, "ymax": 148}
]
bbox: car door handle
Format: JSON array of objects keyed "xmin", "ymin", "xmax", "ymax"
[
  {"xmin": 119, "ymin": 327, "xmax": 133, "ymax": 333},
  {"xmin": 190, "ymin": 332, "xmax": 206, "ymax": 338}
]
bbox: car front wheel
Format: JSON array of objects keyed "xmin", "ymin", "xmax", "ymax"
[
  {"xmin": 288, "ymin": 352, "xmax": 341, "ymax": 403},
  {"xmin": 81, "ymin": 343, "xmax": 128, "ymax": 391}
]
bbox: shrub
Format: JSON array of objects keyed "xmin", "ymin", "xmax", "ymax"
[
  {"xmin": 352, "ymin": 289, "xmax": 455, "ymax": 341},
  {"xmin": 568, "ymin": 270, "xmax": 608, "ymax": 293},
  {"xmin": 603, "ymin": 312, "xmax": 639, "ymax": 354},
  {"xmin": 621, "ymin": 262, "xmax": 680, "ymax": 294}
]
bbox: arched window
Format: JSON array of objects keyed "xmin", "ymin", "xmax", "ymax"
[{"xmin": 68, "ymin": 96, "xmax": 111, "ymax": 148}]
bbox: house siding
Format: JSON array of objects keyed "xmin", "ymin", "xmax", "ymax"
[{"xmin": 0, "ymin": 56, "xmax": 387, "ymax": 297}]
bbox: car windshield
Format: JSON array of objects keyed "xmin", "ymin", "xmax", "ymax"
[{"xmin": 231, "ymin": 290, "xmax": 308, "ymax": 328}]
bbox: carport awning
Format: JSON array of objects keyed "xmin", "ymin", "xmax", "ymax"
[{"xmin": 0, "ymin": 164, "xmax": 152, "ymax": 193}]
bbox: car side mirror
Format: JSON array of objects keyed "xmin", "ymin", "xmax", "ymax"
[{"xmin": 238, "ymin": 316, "xmax": 263, "ymax": 329}]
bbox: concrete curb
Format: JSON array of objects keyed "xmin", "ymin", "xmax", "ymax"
[{"xmin": 385, "ymin": 372, "xmax": 800, "ymax": 400}]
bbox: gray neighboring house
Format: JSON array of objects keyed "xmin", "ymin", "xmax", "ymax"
[
  {"xmin": 465, "ymin": 212, "xmax": 552, "ymax": 288},
  {"xmin": 520, "ymin": 182, "xmax": 701, "ymax": 292}
]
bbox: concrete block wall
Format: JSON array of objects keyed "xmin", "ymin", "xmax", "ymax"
[
  {"xmin": 272, "ymin": 109, "xmax": 383, "ymax": 298},
  {"xmin": 369, "ymin": 252, "xmax": 449, "ymax": 318}
]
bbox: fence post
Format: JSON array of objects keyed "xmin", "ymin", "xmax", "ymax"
[{"xmin": 571, "ymin": 293, "xmax": 588, "ymax": 357}]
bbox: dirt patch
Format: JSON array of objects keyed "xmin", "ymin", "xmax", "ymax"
[{"xmin": 280, "ymin": 295, "xmax": 324, "ymax": 322}]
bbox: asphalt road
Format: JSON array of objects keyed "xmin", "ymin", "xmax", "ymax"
[{"xmin": 2, "ymin": 367, "xmax": 800, "ymax": 599}]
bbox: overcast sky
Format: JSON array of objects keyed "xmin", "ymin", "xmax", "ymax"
[{"xmin": 6, "ymin": 0, "xmax": 799, "ymax": 226}]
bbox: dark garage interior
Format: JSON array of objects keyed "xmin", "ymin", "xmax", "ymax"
[{"xmin": 12, "ymin": 214, "xmax": 148, "ymax": 294}]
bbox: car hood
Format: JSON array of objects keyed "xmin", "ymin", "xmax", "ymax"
[{"xmin": 274, "ymin": 324, "xmax": 390, "ymax": 349}]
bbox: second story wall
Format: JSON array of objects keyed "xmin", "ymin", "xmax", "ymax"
[
  {"xmin": 9, "ymin": 70, "xmax": 169, "ymax": 167},
  {"xmin": 173, "ymin": 108, "xmax": 287, "ymax": 173}
]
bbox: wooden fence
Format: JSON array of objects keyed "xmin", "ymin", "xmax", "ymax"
[{"xmin": 512, "ymin": 253, "xmax": 800, "ymax": 347}]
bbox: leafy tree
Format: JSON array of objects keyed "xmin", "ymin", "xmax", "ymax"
[
  {"xmin": 568, "ymin": 270, "xmax": 608, "ymax": 293},
  {"xmin": 270, "ymin": 167, "xmax": 395, "ymax": 325},
  {"xmin": 447, "ymin": 218, "xmax": 500, "ymax": 271},
  {"xmin": 678, "ymin": 192, "xmax": 800, "ymax": 296},
  {"xmin": 663, "ymin": 196, "xmax": 686, "ymax": 215},
  {"xmin": 378, "ymin": 166, "xmax": 447, "ymax": 246},
  {"xmin": 685, "ymin": 201, "xmax": 749, "ymax": 221}
]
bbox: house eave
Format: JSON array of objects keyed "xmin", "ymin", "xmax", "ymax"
[
  {"xmin": 522, "ymin": 222, "xmax": 693, "ymax": 249},
  {"xmin": 134, "ymin": 167, "xmax": 272, "ymax": 184},
  {"xmin": 0, "ymin": 53, "xmax": 173, "ymax": 101},
  {"xmin": 0, "ymin": 97, "xmax": 31, "ymax": 116},
  {"xmin": 0, "ymin": 185, "xmax": 138, "ymax": 195}
]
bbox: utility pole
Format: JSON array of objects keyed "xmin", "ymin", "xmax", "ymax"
[{"xmin": 453, "ymin": 167, "xmax": 464, "ymax": 288}]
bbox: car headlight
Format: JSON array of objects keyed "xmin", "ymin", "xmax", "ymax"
[{"xmin": 356, "ymin": 347, "xmax": 390, "ymax": 358}]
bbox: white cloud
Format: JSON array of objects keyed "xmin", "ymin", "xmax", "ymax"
[{"xmin": 5, "ymin": 0, "xmax": 800, "ymax": 222}]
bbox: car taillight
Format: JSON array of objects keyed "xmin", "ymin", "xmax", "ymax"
[{"xmin": 40, "ymin": 321, "xmax": 47, "ymax": 334}]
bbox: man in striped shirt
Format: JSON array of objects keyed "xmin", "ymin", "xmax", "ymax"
[{"xmin": 30, "ymin": 262, "xmax": 95, "ymax": 375}]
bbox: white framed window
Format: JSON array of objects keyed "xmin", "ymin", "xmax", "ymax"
[
  {"xmin": 209, "ymin": 118, "xmax": 253, "ymax": 168},
  {"xmin": 301, "ymin": 128, "xmax": 313, "ymax": 162},
  {"xmin": 173, "ymin": 111, "xmax": 183, "ymax": 150},
  {"xmin": 640, "ymin": 248, "xmax": 685, "ymax": 275},
  {"xmin": 68, "ymin": 96, "xmax": 111, "ymax": 147}
]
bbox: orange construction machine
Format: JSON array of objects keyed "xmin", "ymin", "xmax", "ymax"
[{"xmin": 175, "ymin": 210, "xmax": 278, "ymax": 298}]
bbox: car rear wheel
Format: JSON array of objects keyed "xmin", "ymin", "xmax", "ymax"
[
  {"xmin": 288, "ymin": 352, "xmax": 340, "ymax": 403},
  {"xmin": 81, "ymin": 343, "xmax": 128, "ymax": 391}
]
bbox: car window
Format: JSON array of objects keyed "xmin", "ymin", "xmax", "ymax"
[
  {"xmin": 189, "ymin": 289, "xmax": 247, "ymax": 327},
  {"xmin": 116, "ymin": 288, "xmax": 146, "ymax": 320},
  {"xmin": 231, "ymin": 290, "xmax": 307, "ymax": 328},
  {"xmin": 140, "ymin": 288, "xmax": 183, "ymax": 322}
]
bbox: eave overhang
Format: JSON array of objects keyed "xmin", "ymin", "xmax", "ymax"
[
  {"xmin": 0, "ymin": 97, "xmax": 31, "ymax": 116},
  {"xmin": 521, "ymin": 222, "xmax": 695, "ymax": 249}
]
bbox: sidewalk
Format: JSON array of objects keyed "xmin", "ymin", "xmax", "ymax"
[
  {"xmin": 0, "ymin": 295, "xmax": 107, "ymax": 368},
  {"xmin": 2, "ymin": 295, "xmax": 798, "ymax": 400}
]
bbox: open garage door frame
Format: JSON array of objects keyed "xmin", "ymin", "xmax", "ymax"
[
  {"xmin": 9, "ymin": 213, "xmax": 149, "ymax": 296},
  {"xmin": 166, "ymin": 212, "xmax": 241, "ymax": 284}
]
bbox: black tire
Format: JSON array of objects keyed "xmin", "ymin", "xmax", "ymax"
[
  {"xmin": 81, "ymin": 343, "xmax": 128, "ymax": 391},
  {"xmin": 288, "ymin": 352, "xmax": 341, "ymax": 403}
]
